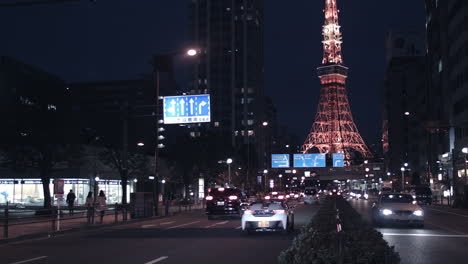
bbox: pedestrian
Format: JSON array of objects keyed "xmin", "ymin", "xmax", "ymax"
[
  {"xmin": 96, "ymin": 190, "xmax": 107, "ymax": 224},
  {"xmin": 66, "ymin": 189, "xmax": 76, "ymax": 216},
  {"xmin": 84, "ymin": 192, "xmax": 94, "ymax": 223}
]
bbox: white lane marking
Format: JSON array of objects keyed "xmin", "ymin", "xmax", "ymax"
[
  {"xmin": 164, "ymin": 221, "xmax": 200, "ymax": 230},
  {"xmin": 426, "ymin": 220, "xmax": 466, "ymax": 235},
  {"xmin": 142, "ymin": 221, "xmax": 176, "ymax": 228},
  {"xmin": 9, "ymin": 256, "xmax": 48, "ymax": 264},
  {"xmin": 144, "ymin": 256, "xmax": 169, "ymax": 264},
  {"xmin": 426, "ymin": 207, "xmax": 468, "ymax": 219},
  {"xmin": 204, "ymin": 221, "xmax": 229, "ymax": 228},
  {"xmin": 383, "ymin": 233, "xmax": 468, "ymax": 238},
  {"xmin": 235, "ymin": 226, "xmax": 242, "ymax": 229}
]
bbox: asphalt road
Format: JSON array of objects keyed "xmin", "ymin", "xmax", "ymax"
[
  {"xmin": 0, "ymin": 203, "xmax": 318, "ymax": 264},
  {"xmin": 350, "ymin": 198, "xmax": 468, "ymax": 264}
]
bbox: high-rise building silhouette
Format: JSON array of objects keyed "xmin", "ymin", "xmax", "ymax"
[{"xmin": 302, "ymin": 0, "xmax": 372, "ymax": 162}]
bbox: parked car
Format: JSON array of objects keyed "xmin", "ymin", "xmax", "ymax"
[{"xmin": 372, "ymin": 193, "xmax": 424, "ymax": 228}]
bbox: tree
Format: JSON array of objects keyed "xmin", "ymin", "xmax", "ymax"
[{"xmin": 98, "ymin": 147, "xmax": 150, "ymax": 204}]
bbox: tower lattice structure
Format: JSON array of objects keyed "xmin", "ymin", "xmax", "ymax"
[{"xmin": 302, "ymin": 0, "xmax": 373, "ymax": 161}]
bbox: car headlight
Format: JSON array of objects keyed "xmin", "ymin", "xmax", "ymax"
[
  {"xmin": 382, "ymin": 209, "xmax": 393, "ymax": 215},
  {"xmin": 364, "ymin": 194, "xmax": 369, "ymax": 199},
  {"xmin": 413, "ymin": 210, "xmax": 423, "ymax": 216}
]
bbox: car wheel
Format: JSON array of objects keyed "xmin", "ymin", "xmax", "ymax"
[{"xmin": 242, "ymin": 228, "xmax": 252, "ymax": 236}]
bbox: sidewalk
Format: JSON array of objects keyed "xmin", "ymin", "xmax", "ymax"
[{"xmin": 0, "ymin": 203, "xmax": 203, "ymax": 242}]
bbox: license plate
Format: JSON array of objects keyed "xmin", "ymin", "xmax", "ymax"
[
  {"xmin": 217, "ymin": 201, "xmax": 224, "ymax": 206},
  {"xmin": 258, "ymin": 221, "xmax": 269, "ymax": 228}
]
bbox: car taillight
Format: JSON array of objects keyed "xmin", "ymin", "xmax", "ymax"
[
  {"xmin": 229, "ymin": 195, "xmax": 238, "ymax": 200},
  {"xmin": 286, "ymin": 195, "xmax": 290, "ymax": 198},
  {"xmin": 273, "ymin": 210, "xmax": 285, "ymax": 214},
  {"xmin": 278, "ymin": 195, "xmax": 284, "ymax": 199},
  {"xmin": 294, "ymin": 194, "xmax": 299, "ymax": 198},
  {"xmin": 244, "ymin": 210, "xmax": 253, "ymax": 215},
  {"xmin": 218, "ymin": 187, "xmax": 225, "ymax": 191},
  {"xmin": 206, "ymin": 196, "xmax": 213, "ymax": 201},
  {"xmin": 264, "ymin": 195, "xmax": 271, "ymax": 200}
]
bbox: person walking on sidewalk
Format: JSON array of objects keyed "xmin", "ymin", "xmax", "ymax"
[
  {"xmin": 85, "ymin": 192, "xmax": 94, "ymax": 223},
  {"xmin": 66, "ymin": 189, "xmax": 76, "ymax": 216},
  {"xmin": 96, "ymin": 190, "xmax": 107, "ymax": 224}
]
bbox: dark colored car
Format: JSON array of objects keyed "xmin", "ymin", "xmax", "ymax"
[
  {"xmin": 414, "ymin": 186, "xmax": 432, "ymax": 205},
  {"xmin": 205, "ymin": 187, "xmax": 247, "ymax": 219}
]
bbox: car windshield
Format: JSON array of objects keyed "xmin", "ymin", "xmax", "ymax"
[
  {"xmin": 415, "ymin": 187, "xmax": 432, "ymax": 194},
  {"xmin": 381, "ymin": 194, "xmax": 413, "ymax": 203}
]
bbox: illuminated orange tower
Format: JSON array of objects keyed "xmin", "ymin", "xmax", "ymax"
[{"xmin": 302, "ymin": 0, "xmax": 372, "ymax": 162}]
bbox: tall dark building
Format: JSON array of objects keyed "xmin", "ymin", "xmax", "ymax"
[
  {"xmin": 0, "ymin": 56, "xmax": 70, "ymax": 151},
  {"xmin": 189, "ymin": 0, "xmax": 267, "ymax": 180},
  {"xmin": 382, "ymin": 30, "xmax": 427, "ymax": 186},
  {"xmin": 425, "ymin": 0, "xmax": 468, "ymax": 200}
]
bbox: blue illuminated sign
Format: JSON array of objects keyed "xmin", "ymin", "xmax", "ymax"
[
  {"xmin": 333, "ymin": 153, "xmax": 345, "ymax": 167},
  {"xmin": 163, "ymin": 94, "xmax": 211, "ymax": 124},
  {"xmin": 293, "ymin": 154, "xmax": 326, "ymax": 168},
  {"xmin": 271, "ymin": 154, "xmax": 290, "ymax": 168}
]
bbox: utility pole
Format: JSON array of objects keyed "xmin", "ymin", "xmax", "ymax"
[
  {"xmin": 121, "ymin": 101, "xmax": 129, "ymax": 204},
  {"xmin": 153, "ymin": 56, "xmax": 161, "ymax": 216}
]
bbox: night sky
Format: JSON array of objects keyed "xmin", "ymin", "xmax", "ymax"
[{"xmin": 0, "ymin": 0, "xmax": 425, "ymax": 149}]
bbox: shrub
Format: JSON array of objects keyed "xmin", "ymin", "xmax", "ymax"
[{"xmin": 278, "ymin": 197, "xmax": 400, "ymax": 264}]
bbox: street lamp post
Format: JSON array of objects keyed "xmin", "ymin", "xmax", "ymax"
[
  {"xmin": 263, "ymin": 169, "xmax": 268, "ymax": 192},
  {"xmin": 400, "ymin": 167, "xmax": 405, "ymax": 192},
  {"xmin": 463, "ymin": 147, "xmax": 468, "ymax": 184},
  {"xmin": 152, "ymin": 48, "xmax": 198, "ymax": 216},
  {"xmin": 226, "ymin": 158, "xmax": 233, "ymax": 185}
]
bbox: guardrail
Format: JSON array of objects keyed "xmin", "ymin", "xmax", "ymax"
[{"xmin": 0, "ymin": 200, "xmax": 202, "ymax": 240}]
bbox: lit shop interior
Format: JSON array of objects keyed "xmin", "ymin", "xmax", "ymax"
[{"xmin": 0, "ymin": 178, "xmax": 134, "ymax": 206}]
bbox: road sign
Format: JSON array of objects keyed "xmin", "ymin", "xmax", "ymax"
[
  {"xmin": 53, "ymin": 179, "xmax": 64, "ymax": 195},
  {"xmin": 271, "ymin": 154, "xmax": 290, "ymax": 168},
  {"xmin": 332, "ymin": 153, "xmax": 345, "ymax": 167},
  {"xmin": 163, "ymin": 94, "xmax": 211, "ymax": 124},
  {"xmin": 293, "ymin": 154, "xmax": 326, "ymax": 168}
]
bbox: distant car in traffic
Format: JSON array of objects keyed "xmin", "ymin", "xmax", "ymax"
[
  {"xmin": 413, "ymin": 186, "xmax": 433, "ymax": 205},
  {"xmin": 241, "ymin": 200, "xmax": 294, "ymax": 234},
  {"xmin": 205, "ymin": 187, "xmax": 248, "ymax": 219},
  {"xmin": 303, "ymin": 187, "xmax": 320, "ymax": 204},
  {"xmin": 372, "ymin": 193, "xmax": 424, "ymax": 228}
]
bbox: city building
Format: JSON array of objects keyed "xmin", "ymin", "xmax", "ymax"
[
  {"xmin": 382, "ymin": 30, "xmax": 427, "ymax": 186},
  {"xmin": 189, "ymin": 0, "xmax": 269, "ymax": 183},
  {"xmin": 425, "ymin": 0, "xmax": 468, "ymax": 202}
]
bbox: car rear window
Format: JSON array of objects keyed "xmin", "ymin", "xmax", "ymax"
[{"xmin": 381, "ymin": 194, "xmax": 413, "ymax": 203}]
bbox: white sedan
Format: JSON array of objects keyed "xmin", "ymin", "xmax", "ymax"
[
  {"xmin": 372, "ymin": 193, "xmax": 424, "ymax": 228},
  {"xmin": 241, "ymin": 201, "xmax": 294, "ymax": 234}
]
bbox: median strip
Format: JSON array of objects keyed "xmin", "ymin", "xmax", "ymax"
[
  {"xmin": 144, "ymin": 256, "xmax": 168, "ymax": 264},
  {"xmin": 9, "ymin": 256, "xmax": 48, "ymax": 264}
]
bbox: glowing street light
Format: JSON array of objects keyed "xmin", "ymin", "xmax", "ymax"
[
  {"xmin": 262, "ymin": 121, "xmax": 268, "ymax": 126},
  {"xmin": 404, "ymin": 111, "xmax": 410, "ymax": 116},
  {"xmin": 404, "ymin": 163, "xmax": 409, "ymax": 167},
  {"xmin": 462, "ymin": 147, "xmax": 468, "ymax": 154},
  {"xmin": 226, "ymin": 158, "xmax": 233, "ymax": 184},
  {"xmin": 137, "ymin": 142, "xmax": 145, "ymax": 147},
  {"xmin": 187, "ymin": 49, "xmax": 198, "ymax": 56}
]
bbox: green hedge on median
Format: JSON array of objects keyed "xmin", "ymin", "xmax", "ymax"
[{"xmin": 278, "ymin": 197, "xmax": 400, "ymax": 264}]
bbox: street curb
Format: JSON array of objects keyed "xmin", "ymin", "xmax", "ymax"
[{"xmin": 0, "ymin": 208, "xmax": 203, "ymax": 245}]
